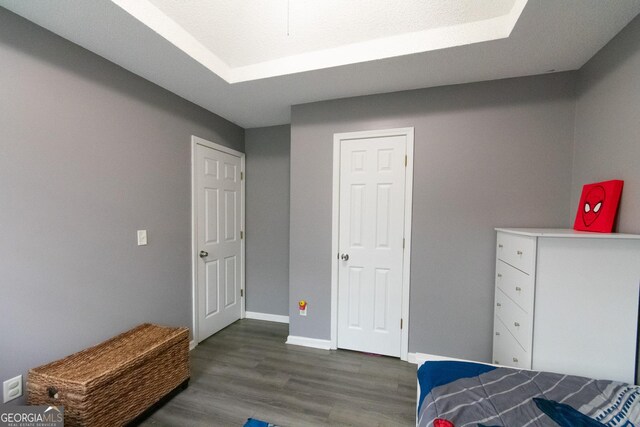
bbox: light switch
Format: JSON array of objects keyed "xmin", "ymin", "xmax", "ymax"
[{"xmin": 137, "ymin": 230, "xmax": 148, "ymax": 246}]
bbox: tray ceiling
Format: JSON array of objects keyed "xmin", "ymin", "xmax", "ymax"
[{"xmin": 1, "ymin": 0, "xmax": 639, "ymax": 127}]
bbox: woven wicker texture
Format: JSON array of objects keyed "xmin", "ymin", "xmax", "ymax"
[{"xmin": 28, "ymin": 323, "xmax": 190, "ymax": 427}]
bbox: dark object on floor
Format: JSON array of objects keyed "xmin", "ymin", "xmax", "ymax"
[
  {"xmin": 244, "ymin": 418, "xmax": 279, "ymax": 427},
  {"xmin": 28, "ymin": 323, "xmax": 190, "ymax": 427}
]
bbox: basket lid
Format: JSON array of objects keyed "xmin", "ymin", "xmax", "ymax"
[{"xmin": 30, "ymin": 323, "xmax": 188, "ymax": 389}]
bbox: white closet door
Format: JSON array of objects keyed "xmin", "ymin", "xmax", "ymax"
[{"xmin": 337, "ymin": 135, "xmax": 406, "ymax": 357}]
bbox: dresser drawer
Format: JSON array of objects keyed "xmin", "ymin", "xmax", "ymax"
[
  {"xmin": 496, "ymin": 260, "xmax": 535, "ymax": 313},
  {"xmin": 493, "ymin": 317, "xmax": 531, "ymax": 369},
  {"xmin": 496, "ymin": 232, "xmax": 536, "ymax": 274},
  {"xmin": 494, "ymin": 288, "xmax": 532, "ymax": 352}
]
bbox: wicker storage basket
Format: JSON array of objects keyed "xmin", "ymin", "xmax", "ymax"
[{"xmin": 28, "ymin": 323, "xmax": 190, "ymax": 427}]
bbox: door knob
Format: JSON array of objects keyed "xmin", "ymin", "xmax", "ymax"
[
  {"xmin": 341, "ymin": 253, "xmax": 349, "ymax": 261},
  {"xmin": 199, "ymin": 250, "xmax": 209, "ymax": 258}
]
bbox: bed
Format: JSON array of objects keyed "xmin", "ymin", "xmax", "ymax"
[{"xmin": 416, "ymin": 358, "xmax": 640, "ymax": 427}]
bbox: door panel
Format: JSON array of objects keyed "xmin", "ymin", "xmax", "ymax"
[
  {"xmin": 374, "ymin": 268, "xmax": 390, "ymax": 330},
  {"xmin": 204, "ymin": 188, "xmax": 219, "ymax": 244},
  {"xmin": 224, "ymin": 190, "xmax": 236, "ymax": 241},
  {"xmin": 348, "ymin": 266, "xmax": 363, "ymax": 328},
  {"xmin": 196, "ymin": 143, "xmax": 242, "ymax": 342},
  {"xmin": 205, "ymin": 260, "xmax": 219, "ymax": 316},
  {"xmin": 350, "ymin": 184, "xmax": 365, "ymax": 246},
  {"xmin": 337, "ymin": 135, "xmax": 406, "ymax": 357},
  {"xmin": 225, "ymin": 256, "xmax": 237, "ymax": 307}
]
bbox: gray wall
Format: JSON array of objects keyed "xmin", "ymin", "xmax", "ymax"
[
  {"xmin": 245, "ymin": 125, "xmax": 291, "ymax": 316},
  {"xmin": 0, "ymin": 8, "xmax": 243, "ymax": 404},
  {"xmin": 289, "ymin": 73, "xmax": 577, "ymax": 361},
  {"xmin": 572, "ymin": 14, "xmax": 640, "ymax": 234}
]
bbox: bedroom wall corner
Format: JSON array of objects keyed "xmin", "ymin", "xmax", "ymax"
[
  {"xmin": 572, "ymin": 13, "xmax": 640, "ymax": 234},
  {"xmin": 245, "ymin": 125, "xmax": 291, "ymax": 317}
]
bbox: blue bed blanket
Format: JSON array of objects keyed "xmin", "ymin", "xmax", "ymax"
[{"xmin": 417, "ymin": 361, "xmax": 640, "ymax": 427}]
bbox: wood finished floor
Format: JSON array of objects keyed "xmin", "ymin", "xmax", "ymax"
[{"xmin": 139, "ymin": 319, "xmax": 417, "ymax": 427}]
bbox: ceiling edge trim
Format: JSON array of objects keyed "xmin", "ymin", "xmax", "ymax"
[{"xmin": 110, "ymin": 0, "xmax": 232, "ymax": 81}]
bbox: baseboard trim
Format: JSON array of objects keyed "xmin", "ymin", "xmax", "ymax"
[
  {"xmin": 286, "ymin": 335, "xmax": 332, "ymax": 350},
  {"xmin": 189, "ymin": 340, "xmax": 196, "ymax": 351},
  {"xmin": 407, "ymin": 352, "xmax": 418, "ymax": 364},
  {"xmin": 413, "ymin": 352, "xmax": 473, "ymax": 365},
  {"xmin": 245, "ymin": 311, "xmax": 290, "ymax": 324},
  {"xmin": 412, "ymin": 352, "xmax": 502, "ymax": 368}
]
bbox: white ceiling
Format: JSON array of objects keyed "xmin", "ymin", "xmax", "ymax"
[
  {"xmin": 135, "ymin": 0, "xmax": 523, "ymax": 81},
  {"xmin": 149, "ymin": 0, "xmax": 517, "ymax": 68},
  {"xmin": 1, "ymin": 0, "xmax": 639, "ymax": 128}
]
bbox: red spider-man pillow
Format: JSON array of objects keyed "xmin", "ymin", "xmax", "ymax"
[{"xmin": 573, "ymin": 180, "xmax": 623, "ymax": 233}]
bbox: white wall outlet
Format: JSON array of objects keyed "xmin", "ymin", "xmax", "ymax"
[
  {"xmin": 3, "ymin": 375, "xmax": 22, "ymax": 403},
  {"xmin": 137, "ymin": 230, "xmax": 147, "ymax": 246}
]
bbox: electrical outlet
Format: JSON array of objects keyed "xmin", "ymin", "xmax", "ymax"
[
  {"xmin": 298, "ymin": 300, "xmax": 308, "ymax": 316},
  {"xmin": 3, "ymin": 375, "xmax": 22, "ymax": 403}
]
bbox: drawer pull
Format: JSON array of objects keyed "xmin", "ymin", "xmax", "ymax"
[
  {"xmin": 495, "ymin": 331, "xmax": 500, "ymax": 336},
  {"xmin": 517, "ymin": 250, "xmax": 523, "ymax": 255},
  {"xmin": 498, "ymin": 244, "xmax": 503, "ymax": 248},
  {"xmin": 496, "ymin": 303, "xmax": 502, "ymax": 307},
  {"xmin": 515, "ymin": 286, "xmax": 522, "ymax": 291},
  {"xmin": 514, "ymin": 322, "xmax": 520, "ymax": 327},
  {"xmin": 512, "ymin": 357, "xmax": 519, "ymax": 363},
  {"xmin": 497, "ymin": 273, "xmax": 502, "ymax": 278}
]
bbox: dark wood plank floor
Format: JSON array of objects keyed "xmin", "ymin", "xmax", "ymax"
[{"xmin": 139, "ymin": 319, "xmax": 417, "ymax": 426}]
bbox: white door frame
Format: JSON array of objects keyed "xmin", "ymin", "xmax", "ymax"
[
  {"xmin": 191, "ymin": 135, "xmax": 246, "ymax": 346},
  {"xmin": 330, "ymin": 127, "xmax": 414, "ymax": 361}
]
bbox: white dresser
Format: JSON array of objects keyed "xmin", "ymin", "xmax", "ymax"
[{"xmin": 493, "ymin": 228, "xmax": 640, "ymax": 384}]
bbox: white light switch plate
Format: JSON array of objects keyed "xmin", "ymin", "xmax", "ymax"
[
  {"xmin": 3, "ymin": 375, "xmax": 22, "ymax": 403},
  {"xmin": 137, "ymin": 230, "xmax": 147, "ymax": 246}
]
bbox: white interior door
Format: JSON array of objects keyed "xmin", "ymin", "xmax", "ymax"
[
  {"xmin": 337, "ymin": 134, "xmax": 407, "ymax": 357},
  {"xmin": 195, "ymin": 141, "xmax": 243, "ymax": 342}
]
